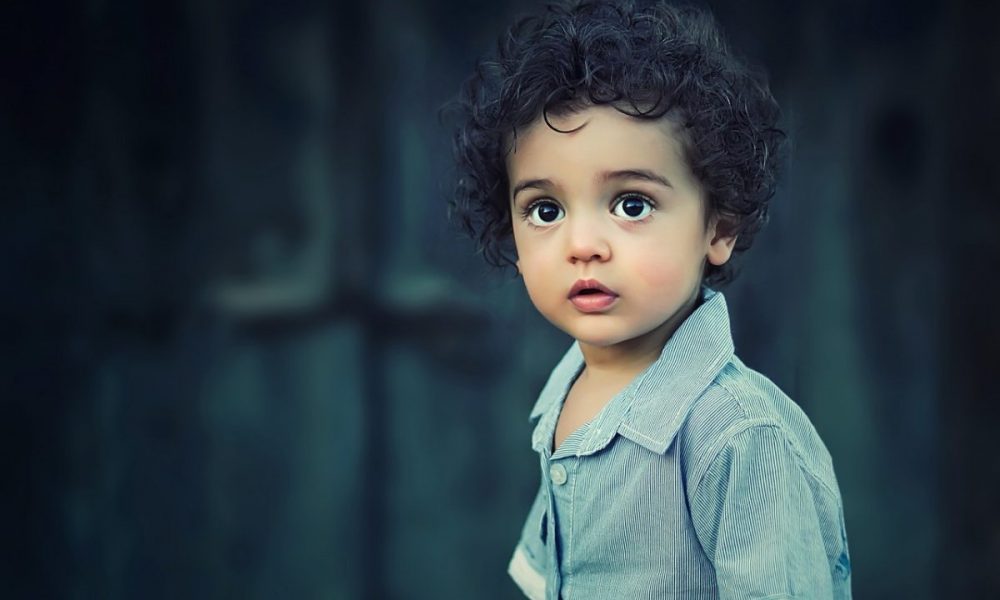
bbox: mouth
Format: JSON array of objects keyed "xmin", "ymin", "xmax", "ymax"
[{"xmin": 568, "ymin": 279, "xmax": 619, "ymax": 312}]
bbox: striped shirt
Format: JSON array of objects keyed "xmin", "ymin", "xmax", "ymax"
[{"xmin": 507, "ymin": 289, "xmax": 852, "ymax": 599}]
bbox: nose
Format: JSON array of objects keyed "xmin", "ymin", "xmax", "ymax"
[{"xmin": 566, "ymin": 215, "xmax": 611, "ymax": 264}]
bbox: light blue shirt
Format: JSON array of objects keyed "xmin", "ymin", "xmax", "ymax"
[{"xmin": 508, "ymin": 289, "xmax": 852, "ymax": 599}]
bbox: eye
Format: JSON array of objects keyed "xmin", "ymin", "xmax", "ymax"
[
  {"xmin": 611, "ymin": 194, "xmax": 655, "ymax": 220},
  {"xmin": 525, "ymin": 200, "xmax": 565, "ymax": 226}
]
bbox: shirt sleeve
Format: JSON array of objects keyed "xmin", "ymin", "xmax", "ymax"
[
  {"xmin": 507, "ymin": 482, "xmax": 548, "ymax": 600},
  {"xmin": 689, "ymin": 424, "xmax": 841, "ymax": 599}
]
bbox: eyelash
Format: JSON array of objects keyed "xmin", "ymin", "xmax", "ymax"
[{"xmin": 518, "ymin": 193, "xmax": 658, "ymax": 227}]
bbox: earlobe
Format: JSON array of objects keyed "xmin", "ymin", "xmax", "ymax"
[
  {"xmin": 707, "ymin": 234, "xmax": 737, "ymax": 266},
  {"xmin": 706, "ymin": 218, "xmax": 737, "ymax": 266}
]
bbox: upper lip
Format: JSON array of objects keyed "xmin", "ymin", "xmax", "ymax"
[{"xmin": 568, "ymin": 279, "xmax": 618, "ymax": 298}]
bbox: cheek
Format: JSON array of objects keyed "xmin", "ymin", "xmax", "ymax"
[
  {"xmin": 628, "ymin": 226, "xmax": 706, "ymax": 291},
  {"xmin": 516, "ymin": 253, "xmax": 557, "ymax": 306},
  {"xmin": 515, "ymin": 240, "xmax": 542, "ymax": 279},
  {"xmin": 513, "ymin": 229, "xmax": 554, "ymax": 280},
  {"xmin": 629, "ymin": 238, "xmax": 690, "ymax": 289},
  {"xmin": 635, "ymin": 259, "xmax": 686, "ymax": 290}
]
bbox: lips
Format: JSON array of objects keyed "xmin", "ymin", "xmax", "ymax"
[{"xmin": 568, "ymin": 279, "xmax": 619, "ymax": 313}]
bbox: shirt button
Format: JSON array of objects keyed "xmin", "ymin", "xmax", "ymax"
[{"xmin": 549, "ymin": 463, "xmax": 567, "ymax": 485}]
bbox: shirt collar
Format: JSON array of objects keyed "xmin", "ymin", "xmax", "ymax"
[
  {"xmin": 528, "ymin": 288, "xmax": 735, "ymax": 456},
  {"xmin": 529, "ymin": 342, "xmax": 584, "ymax": 422}
]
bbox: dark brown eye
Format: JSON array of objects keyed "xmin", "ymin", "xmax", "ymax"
[
  {"xmin": 612, "ymin": 195, "xmax": 654, "ymax": 220},
  {"xmin": 538, "ymin": 204, "xmax": 560, "ymax": 221},
  {"xmin": 527, "ymin": 201, "xmax": 565, "ymax": 225}
]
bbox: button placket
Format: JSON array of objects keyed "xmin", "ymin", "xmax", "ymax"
[{"xmin": 542, "ymin": 460, "xmax": 561, "ymax": 600}]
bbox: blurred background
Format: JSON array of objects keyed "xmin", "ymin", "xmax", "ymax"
[{"xmin": 3, "ymin": 0, "xmax": 998, "ymax": 598}]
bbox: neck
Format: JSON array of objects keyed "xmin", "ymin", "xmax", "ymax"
[{"xmin": 577, "ymin": 287, "xmax": 702, "ymax": 383}]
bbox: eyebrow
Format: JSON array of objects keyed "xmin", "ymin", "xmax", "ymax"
[
  {"xmin": 601, "ymin": 169, "xmax": 673, "ymax": 189},
  {"xmin": 511, "ymin": 168, "xmax": 673, "ymax": 200}
]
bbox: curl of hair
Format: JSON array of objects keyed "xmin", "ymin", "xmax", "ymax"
[{"xmin": 445, "ymin": 0, "xmax": 786, "ymax": 286}]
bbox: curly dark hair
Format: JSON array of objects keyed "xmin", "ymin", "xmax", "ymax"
[{"xmin": 447, "ymin": 0, "xmax": 785, "ymax": 286}]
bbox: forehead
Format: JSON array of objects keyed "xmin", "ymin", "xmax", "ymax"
[{"xmin": 505, "ymin": 104, "xmax": 692, "ymax": 185}]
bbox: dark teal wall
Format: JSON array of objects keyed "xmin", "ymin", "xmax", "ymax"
[{"xmin": 4, "ymin": 0, "xmax": 998, "ymax": 598}]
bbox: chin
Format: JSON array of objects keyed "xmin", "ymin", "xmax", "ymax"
[
  {"xmin": 577, "ymin": 337, "xmax": 629, "ymax": 349},
  {"xmin": 563, "ymin": 327, "xmax": 636, "ymax": 349}
]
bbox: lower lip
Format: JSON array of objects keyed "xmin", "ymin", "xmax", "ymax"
[{"xmin": 569, "ymin": 293, "xmax": 619, "ymax": 312}]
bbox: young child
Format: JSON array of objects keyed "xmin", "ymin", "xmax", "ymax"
[{"xmin": 449, "ymin": 1, "xmax": 851, "ymax": 598}]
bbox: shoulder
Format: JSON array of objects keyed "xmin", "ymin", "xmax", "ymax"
[{"xmin": 677, "ymin": 356, "xmax": 840, "ymax": 501}]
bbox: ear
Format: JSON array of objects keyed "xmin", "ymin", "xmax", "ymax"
[{"xmin": 706, "ymin": 216, "xmax": 738, "ymax": 267}]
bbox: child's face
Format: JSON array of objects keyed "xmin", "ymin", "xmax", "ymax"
[{"xmin": 507, "ymin": 104, "xmax": 735, "ymax": 350}]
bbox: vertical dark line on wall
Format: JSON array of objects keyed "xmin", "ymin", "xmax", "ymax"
[
  {"xmin": 4, "ymin": 0, "xmax": 85, "ymax": 594},
  {"xmin": 938, "ymin": 0, "xmax": 1000, "ymax": 596},
  {"xmin": 359, "ymin": 322, "xmax": 388, "ymax": 599},
  {"xmin": 330, "ymin": 2, "xmax": 390, "ymax": 597}
]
